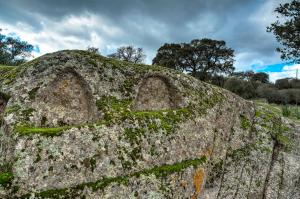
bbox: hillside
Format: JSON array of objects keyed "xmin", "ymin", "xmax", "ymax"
[{"xmin": 0, "ymin": 50, "xmax": 299, "ymax": 199}]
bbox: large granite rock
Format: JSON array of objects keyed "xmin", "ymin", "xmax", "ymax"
[{"xmin": 0, "ymin": 50, "xmax": 299, "ymax": 198}]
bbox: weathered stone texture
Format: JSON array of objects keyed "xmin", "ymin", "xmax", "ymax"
[
  {"xmin": 133, "ymin": 75, "xmax": 182, "ymax": 111},
  {"xmin": 0, "ymin": 93, "xmax": 7, "ymax": 116},
  {"xmin": 0, "ymin": 50, "xmax": 299, "ymax": 199},
  {"xmin": 35, "ymin": 69, "xmax": 94, "ymax": 126}
]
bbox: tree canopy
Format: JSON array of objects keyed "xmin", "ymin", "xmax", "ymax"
[
  {"xmin": 87, "ymin": 46, "xmax": 100, "ymax": 54},
  {"xmin": 152, "ymin": 38, "xmax": 235, "ymax": 80},
  {"xmin": 232, "ymin": 71, "xmax": 269, "ymax": 83},
  {"xmin": 267, "ymin": 0, "xmax": 300, "ymax": 63},
  {"xmin": 108, "ymin": 45, "xmax": 146, "ymax": 64},
  {"xmin": 0, "ymin": 29, "xmax": 34, "ymax": 65}
]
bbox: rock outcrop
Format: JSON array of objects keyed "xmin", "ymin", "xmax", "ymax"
[{"xmin": 0, "ymin": 50, "xmax": 299, "ymax": 199}]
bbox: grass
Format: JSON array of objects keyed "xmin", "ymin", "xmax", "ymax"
[
  {"xmin": 0, "ymin": 65, "xmax": 15, "ymax": 70},
  {"xmin": 253, "ymin": 99, "xmax": 300, "ymax": 122},
  {"xmin": 0, "ymin": 65, "xmax": 19, "ymax": 85}
]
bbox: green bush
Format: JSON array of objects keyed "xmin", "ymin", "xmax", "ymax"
[{"xmin": 224, "ymin": 77, "xmax": 256, "ymax": 99}]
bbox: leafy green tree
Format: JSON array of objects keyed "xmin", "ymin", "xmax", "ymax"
[
  {"xmin": 231, "ymin": 71, "xmax": 269, "ymax": 83},
  {"xmin": 0, "ymin": 29, "xmax": 34, "ymax": 65},
  {"xmin": 206, "ymin": 74, "xmax": 227, "ymax": 87},
  {"xmin": 232, "ymin": 70, "xmax": 254, "ymax": 81},
  {"xmin": 152, "ymin": 43, "xmax": 182, "ymax": 71},
  {"xmin": 87, "ymin": 46, "xmax": 100, "ymax": 54},
  {"xmin": 108, "ymin": 45, "xmax": 145, "ymax": 64},
  {"xmin": 251, "ymin": 72, "xmax": 269, "ymax": 83},
  {"xmin": 153, "ymin": 38, "xmax": 235, "ymax": 80},
  {"xmin": 267, "ymin": 0, "xmax": 300, "ymax": 62}
]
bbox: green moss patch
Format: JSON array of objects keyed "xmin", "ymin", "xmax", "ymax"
[
  {"xmin": 15, "ymin": 126, "xmax": 70, "ymax": 136},
  {"xmin": 255, "ymin": 104, "xmax": 292, "ymax": 151},
  {"xmin": 0, "ymin": 65, "xmax": 19, "ymax": 85},
  {"xmin": 0, "ymin": 172, "xmax": 13, "ymax": 187},
  {"xmin": 96, "ymin": 95, "xmax": 131, "ymax": 121},
  {"xmin": 4, "ymin": 104, "xmax": 21, "ymax": 114},
  {"xmin": 123, "ymin": 109, "xmax": 191, "ymax": 143},
  {"xmin": 240, "ymin": 114, "xmax": 251, "ymax": 130}
]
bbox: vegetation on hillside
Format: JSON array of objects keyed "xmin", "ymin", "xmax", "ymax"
[{"xmin": 254, "ymin": 99, "xmax": 300, "ymax": 122}]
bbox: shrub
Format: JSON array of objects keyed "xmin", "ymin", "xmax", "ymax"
[
  {"xmin": 224, "ymin": 77, "xmax": 256, "ymax": 99},
  {"xmin": 275, "ymin": 78, "xmax": 291, "ymax": 89}
]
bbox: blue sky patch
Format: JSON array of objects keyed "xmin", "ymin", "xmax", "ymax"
[{"xmin": 254, "ymin": 62, "xmax": 294, "ymax": 73}]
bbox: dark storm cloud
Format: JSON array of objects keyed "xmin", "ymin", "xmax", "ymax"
[{"xmin": 0, "ymin": 0, "xmax": 285, "ymax": 68}]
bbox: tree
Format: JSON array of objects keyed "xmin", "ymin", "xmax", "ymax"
[
  {"xmin": 207, "ymin": 74, "xmax": 227, "ymax": 88},
  {"xmin": 152, "ymin": 43, "xmax": 182, "ymax": 71},
  {"xmin": 232, "ymin": 70, "xmax": 254, "ymax": 81},
  {"xmin": 251, "ymin": 72, "xmax": 269, "ymax": 83},
  {"xmin": 153, "ymin": 38, "xmax": 235, "ymax": 80},
  {"xmin": 87, "ymin": 46, "xmax": 100, "ymax": 54},
  {"xmin": 108, "ymin": 45, "xmax": 146, "ymax": 64},
  {"xmin": 231, "ymin": 71, "xmax": 269, "ymax": 84},
  {"xmin": 256, "ymin": 84, "xmax": 276, "ymax": 99},
  {"xmin": 0, "ymin": 29, "xmax": 34, "ymax": 65},
  {"xmin": 267, "ymin": 0, "xmax": 300, "ymax": 62}
]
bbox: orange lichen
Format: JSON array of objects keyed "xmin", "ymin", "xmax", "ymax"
[{"xmin": 191, "ymin": 168, "xmax": 205, "ymax": 199}]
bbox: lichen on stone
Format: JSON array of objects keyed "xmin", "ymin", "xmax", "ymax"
[{"xmin": 0, "ymin": 50, "xmax": 299, "ymax": 199}]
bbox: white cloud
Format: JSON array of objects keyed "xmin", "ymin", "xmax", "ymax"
[
  {"xmin": 282, "ymin": 64, "xmax": 300, "ymax": 71},
  {"xmin": 268, "ymin": 63, "xmax": 300, "ymax": 82},
  {"xmin": 234, "ymin": 51, "xmax": 279, "ymax": 71},
  {"xmin": 268, "ymin": 71, "xmax": 296, "ymax": 82},
  {"xmin": 0, "ymin": 12, "xmax": 124, "ymax": 59},
  {"xmin": 249, "ymin": 0, "xmax": 290, "ymax": 31}
]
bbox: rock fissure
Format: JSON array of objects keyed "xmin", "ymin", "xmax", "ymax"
[{"xmin": 262, "ymin": 140, "xmax": 282, "ymax": 199}]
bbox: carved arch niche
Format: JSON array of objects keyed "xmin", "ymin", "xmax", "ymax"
[
  {"xmin": 37, "ymin": 69, "xmax": 94, "ymax": 126},
  {"xmin": 133, "ymin": 75, "xmax": 183, "ymax": 111}
]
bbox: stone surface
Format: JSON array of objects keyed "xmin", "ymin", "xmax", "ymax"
[
  {"xmin": 0, "ymin": 50, "xmax": 299, "ymax": 199},
  {"xmin": 133, "ymin": 75, "xmax": 182, "ymax": 111},
  {"xmin": 35, "ymin": 68, "xmax": 95, "ymax": 126},
  {"xmin": 0, "ymin": 93, "xmax": 7, "ymax": 116}
]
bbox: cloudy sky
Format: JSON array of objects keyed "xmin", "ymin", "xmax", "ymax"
[{"xmin": 0, "ymin": 0, "xmax": 297, "ymax": 81}]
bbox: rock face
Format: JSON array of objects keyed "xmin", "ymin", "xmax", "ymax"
[
  {"xmin": 35, "ymin": 68, "xmax": 96, "ymax": 126},
  {"xmin": 0, "ymin": 50, "xmax": 299, "ymax": 199},
  {"xmin": 133, "ymin": 75, "xmax": 183, "ymax": 111}
]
